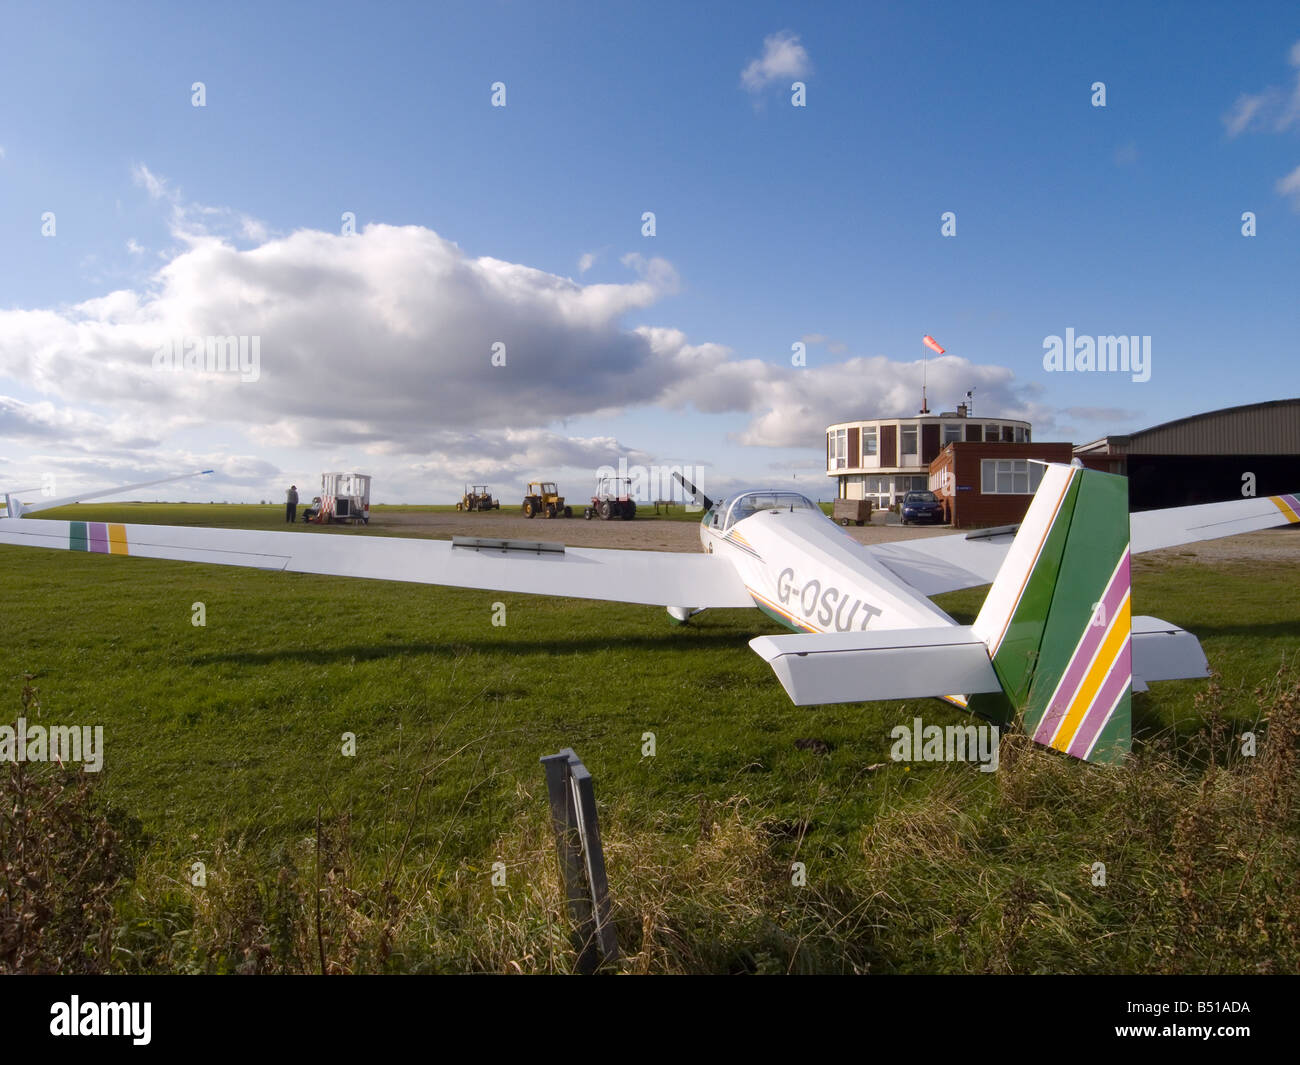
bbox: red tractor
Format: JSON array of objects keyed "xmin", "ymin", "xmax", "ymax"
[{"xmin": 584, "ymin": 476, "xmax": 637, "ymax": 520}]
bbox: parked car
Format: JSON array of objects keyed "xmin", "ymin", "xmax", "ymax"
[{"xmin": 901, "ymin": 490, "xmax": 945, "ymax": 526}]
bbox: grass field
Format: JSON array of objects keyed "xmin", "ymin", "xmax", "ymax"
[{"xmin": 2, "ymin": 504, "xmax": 1298, "ymax": 974}]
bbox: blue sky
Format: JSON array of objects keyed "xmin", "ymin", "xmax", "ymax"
[{"xmin": 1, "ymin": 1, "xmax": 1297, "ymax": 503}]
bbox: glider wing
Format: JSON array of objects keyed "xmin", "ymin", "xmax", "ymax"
[{"xmin": 0, "ymin": 517, "xmax": 754, "ymax": 609}]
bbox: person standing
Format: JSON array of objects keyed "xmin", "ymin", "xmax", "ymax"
[{"xmin": 286, "ymin": 484, "xmax": 299, "ymax": 523}]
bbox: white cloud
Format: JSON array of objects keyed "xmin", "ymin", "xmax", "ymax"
[
  {"xmin": 1222, "ymin": 40, "xmax": 1300, "ymax": 136},
  {"xmin": 1275, "ymin": 164, "xmax": 1300, "ymax": 209},
  {"xmin": 578, "ymin": 251, "xmax": 597, "ymax": 274},
  {"xmin": 126, "ymin": 238, "xmax": 145, "ymax": 255},
  {"xmin": 131, "ymin": 161, "xmax": 270, "ymax": 246},
  {"xmin": 740, "ymin": 31, "xmax": 811, "ymax": 93},
  {"xmin": 132, "ymin": 162, "xmax": 169, "ymax": 199},
  {"xmin": 0, "ymin": 166, "xmax": 1047, "ymax": 498},
  {"xmin": 801, "ymin": 332, "xmax": 848, "ymax": 354}
]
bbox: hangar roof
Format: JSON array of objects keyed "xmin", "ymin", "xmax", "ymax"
[{"xmin": 1075, "ymin": 398, "xmax": 1300, "ymax": 456}]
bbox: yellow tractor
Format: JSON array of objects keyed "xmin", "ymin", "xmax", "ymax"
[{"xmin": 522, "ymin": 481, "xmax": 572, "ymax": 519}]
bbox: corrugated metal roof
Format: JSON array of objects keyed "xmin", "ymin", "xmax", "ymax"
[{"xmin": 1125, "ymin": 399, "xmax": 1300, "ymax": 454}]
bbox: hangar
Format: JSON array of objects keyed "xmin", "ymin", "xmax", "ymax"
[{"xmin": 1073, "ymin": 399, "xmax": 1300, "ymax": 510}]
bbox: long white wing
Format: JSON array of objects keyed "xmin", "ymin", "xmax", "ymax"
[
  {"xmin": 0, "ymin": 517, "xmax": 754, "ymax": 609},
  {"xmin": 1129, "ymin": 493, "xmax": 1300, "ymax": 552},
  {"xmin": 867, "ymin": 492, "xmax": 1300, "ymax": 597}
]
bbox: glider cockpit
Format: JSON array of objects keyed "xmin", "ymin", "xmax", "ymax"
[{"xmin": 705, "ymin": 490, "xmax": 821, "ymax": 534}]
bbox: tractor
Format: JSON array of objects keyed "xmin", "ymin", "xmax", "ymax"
[
  {"xmin": 584, "ymin": 476, "xmax": 637, "ymax": 520},
  {"xmin": 456, "ymin": 485, "xmax": 499, "ymax": 512},
  {"xmin": 521, "ymin": 481, "xmax": 572, "ymax": 519}
]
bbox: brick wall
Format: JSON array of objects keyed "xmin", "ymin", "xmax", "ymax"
[{"xmin": 931, "ymin": 442, "xmax": 1075, "ymax": 528}]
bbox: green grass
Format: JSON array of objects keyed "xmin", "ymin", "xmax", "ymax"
[{"xmin": 2, "ymin": 505, "xmax": 1297, "ymax": 973}]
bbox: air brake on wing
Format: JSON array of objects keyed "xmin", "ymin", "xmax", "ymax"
[{"xmin": 450, "ymin": 536, "xmax": 565, "ymax": 555}]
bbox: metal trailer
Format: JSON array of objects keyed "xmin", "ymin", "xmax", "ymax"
[
  {"xmin": 833, "ymin": 498, "xmax": 873, "ymax": 526},
  {"xmin": 306, "ymin": 472, "xmax": 371, "ymax": 525}
]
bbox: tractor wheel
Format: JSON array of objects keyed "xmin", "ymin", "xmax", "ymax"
[
  {"xmin": 584, "ymin": 508, "xmax": 594, "ymax": 520},
  {"xmin": 624, "ymin": 502, "xmax": 636, "ymax": 520},
  {"xmin": 456, "ymin": 502, "xmax": 463, "ymax": 511},
  {"xmin": 840, "ymin": 518, "xmax": 850, "ymax": 526},
  {"xmin": 599, "ymin": 501, "xmax": 612, "ymax": 520},
  {"xmin": 524, "ymin": 501, "xmax": 535, "ymax": 518},
  {"xmin": 547, "ymin": 503, "xmax": 557, "ymax": 518},
  {"xmin": 564, "ymin": 506, "xmax": 572, "ymax": 518}
]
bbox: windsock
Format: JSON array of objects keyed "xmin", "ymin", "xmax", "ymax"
[{"xmin": 922, "ymin": 335, "xmax": 945, "ymax": 355}]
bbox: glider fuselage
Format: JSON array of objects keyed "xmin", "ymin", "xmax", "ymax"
[{"xmin": 696, "ymin": 491, "xmax": 955, "ymax": 634}]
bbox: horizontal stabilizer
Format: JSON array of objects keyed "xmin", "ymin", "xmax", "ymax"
[
  {"xmin": 749, "ymin": 627, "xmax": 1002, "ymax": 706},
  {"xmin": 1131, "ymin": 615, "xmax": 1211, "ymax": 691}
]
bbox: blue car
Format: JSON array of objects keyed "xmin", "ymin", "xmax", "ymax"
[{"xmin": 901, "ymin": 490, "xmax": 945, "ymax": 526}]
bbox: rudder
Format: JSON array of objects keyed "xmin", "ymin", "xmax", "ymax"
[{"xmin": 969, "ymin": 464, "xmax": 1132, "ymax": 764}]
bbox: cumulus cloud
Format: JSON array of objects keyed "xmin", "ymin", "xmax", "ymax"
[
  {"xmin": 0, "ymin": 165, "xmax": 1051, "ymax": 499},
  {"xmin": 723, "ymin": 355, "xmax": 1049, "ymax": 448},
  {"xmin": 740, "ymin": 31, "xmax": 811, "ymax": 93},
  {"xmin": 578, "ymin": 251, "xmax": 597, "ymax": 274}
]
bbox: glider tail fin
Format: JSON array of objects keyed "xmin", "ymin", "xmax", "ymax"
[
  {"xmin": 2, "ymin": 493, "xmax": 25, "ymax": 519},
  {"xmin": 969, "ymin": 463, "xmax": 1133, "ymax": 764}
]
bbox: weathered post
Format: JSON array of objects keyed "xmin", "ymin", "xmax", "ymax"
[{"xmin": 539, "ymin": 748, "xmax": 618, "ymax": 973}]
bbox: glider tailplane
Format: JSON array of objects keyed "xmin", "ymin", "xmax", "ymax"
[{"xmin": 969, "ymin": 464, "xmax": 1132, "ymax": 764}]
